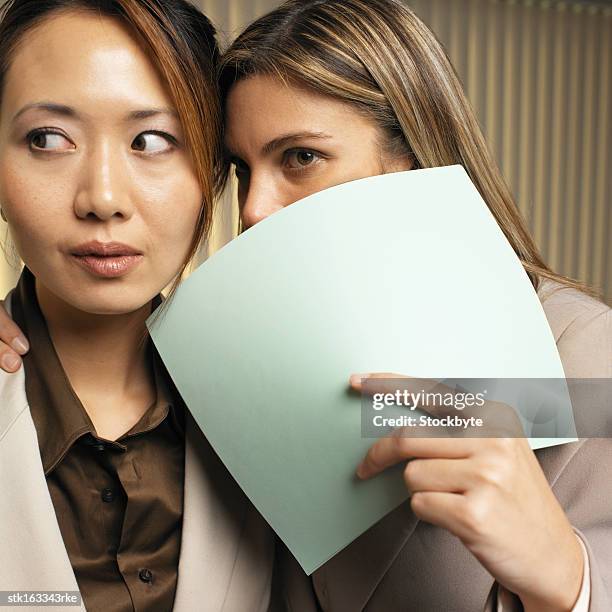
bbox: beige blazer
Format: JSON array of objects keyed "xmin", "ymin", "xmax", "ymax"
[
  {"xmin": 271, "ymin": 280, "xmax": 612, "ymax": 611},
  {"xmin": 0, "ymin": 291, "xmax": 275, "ymax": 612}
]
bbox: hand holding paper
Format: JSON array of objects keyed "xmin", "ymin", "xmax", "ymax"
[{"xmin": 352, "ymin": 371, "xmax": 583, "ymax": 610}]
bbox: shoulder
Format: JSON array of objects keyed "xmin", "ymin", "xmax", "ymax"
[{"xmin": 537, "ymin": 279, "xmax": 611, "ymax": 377}]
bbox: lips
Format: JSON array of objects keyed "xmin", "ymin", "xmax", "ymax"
[
  {"xmin": 71, "ymin": 241, "xmax": 142, "ymax": 257},
  {"xmin": 70, "ymin": 241, "xmax": 143, "ymax": 278}
]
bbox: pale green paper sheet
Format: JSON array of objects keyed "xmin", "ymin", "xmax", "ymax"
[{"xmin": 147, "ymin": 165, "xmax": 576, "ymax": 575}]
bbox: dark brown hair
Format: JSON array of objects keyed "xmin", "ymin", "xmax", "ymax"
[{"xmin": 0, "ymin": 0, "xmax": 223, "ymax": 306}]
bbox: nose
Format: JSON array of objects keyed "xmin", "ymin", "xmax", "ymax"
[
  {"xmin": 239, "ymin": 174, "xmax": 286, "ymax": 230},
  {"xmin": 73, "ymin": 139, "xmax": 134, "ymax": 221}
]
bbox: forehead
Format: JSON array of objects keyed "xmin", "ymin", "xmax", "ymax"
[
  {"xmin": 224, "ymin": 74, "xmax": 373, "ymax": 153},
  {"xmin": 2, "ymin": 10, "xmax": 174, "ymax": 118}
]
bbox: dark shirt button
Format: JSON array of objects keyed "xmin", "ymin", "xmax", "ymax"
[
  {"xmin": 101, "ymin": 488, "xmax": 115, "ymax": 503},
  {"xmin": 138, "ymin": 568, "xmax": 153, "ymax": 583}
]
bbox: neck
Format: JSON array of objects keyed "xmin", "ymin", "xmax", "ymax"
[{"xmin": 34, "ymin": 280, "xmax": 156, "ymax": 434}]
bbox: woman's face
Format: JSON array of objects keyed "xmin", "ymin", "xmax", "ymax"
[
  {"xmin": 224, "ymin": 74, "xmax": 412, "ymax": 229},
  {"xmin": 0, "ymin": 11, "xmax": 202, "ymax": 315}
]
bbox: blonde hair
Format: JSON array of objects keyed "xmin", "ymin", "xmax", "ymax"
[{"xmin": 220, "ymin": 0, "xmax": 597, "ymax": 297}]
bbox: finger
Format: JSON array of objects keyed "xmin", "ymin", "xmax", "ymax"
[
  {"xmin": 350, "ymin": 373, "xmax": 453, "ymax": 395},
  {"xmin": 357, "ymin": 435, "xmax": 475, "ymax": 479},
  {"xmin": 0, "ymin": 348, "xmax": 22, "ymax": 372},
  {"xmin": 349, "ymin": 372, "xmax": 410, "ymax": 393},
  {"xmin": 404, "ymin": 458, "xmax": 474, "ymax": 494},
  {"xmin": 409, "ymin": 491, "xmax": 468, "ymax": 536},
  {"xmin": 0, "ymin": 300, "xmax": 29, "ymax": 355}
]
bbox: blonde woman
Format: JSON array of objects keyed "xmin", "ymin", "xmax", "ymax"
[
  {"xmin": 215, "ymin": 1, "xmax": 610, "ymax": 611},
  {"xmin": 0, "ymin": 0, "xmax": 610, "ymax": 611}
]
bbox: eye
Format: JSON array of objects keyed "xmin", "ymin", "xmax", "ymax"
[
  {"xmin": 284, "ymin": 149, "xmax": 322, "ymax": 171},
  {"xmin": 27, "ymin": 129, "xmax": 74, "ymax": 152},
  {"xmin": 132, "ymin": 131, "xmax": 176, "ymax": 154}
]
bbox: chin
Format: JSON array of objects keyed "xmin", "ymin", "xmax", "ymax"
[
  {"xmin": 78, "ymin": 300, "xmax": 153, "ymax": 316},
  {"xmin": 44, "ymin": 280, "xmax": 159, "ymax": 317},
  {"xmin": 71, "ymin": 287, "xmax": 158, "ymax": 316}
]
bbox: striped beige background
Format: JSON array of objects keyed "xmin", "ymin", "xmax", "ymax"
[{"xmin": 0, "ymin": 0, "xmax": 610, "ymax": 304}]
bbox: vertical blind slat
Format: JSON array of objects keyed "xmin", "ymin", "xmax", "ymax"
[
  {"xmin": 547, "ymin": 2, "xmax": 569, "ymax": 272},
  {"xmin": 533, "ymin": 4, "xmax": 551, "ymax": 247},
  {"xmin": 518, "ymin": 4, "xmax": 535, "ymax": 221},
  {"xmin": 578, "ymin": 8, "xmax": 597, "ymax": 283}
]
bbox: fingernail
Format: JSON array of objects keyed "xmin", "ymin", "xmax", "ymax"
[
  {"xmin": 350, "ymin": 374, "xmax": 365, "ymax": 386},
  {"xmin": 2, "ymin": 353, "xmax": 21, "ymax": 371},
  {"xmin": 356, "ymin": 463, "xmax": 367, "ymax": 479},
  {"xmin": 11, "ymin": 337, "xmax": 29, "ymax": 354}
]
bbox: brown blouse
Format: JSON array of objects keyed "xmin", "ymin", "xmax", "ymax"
[{"xmin": 11, "ymin": 267, "xmax": 186, "ymax": 612}]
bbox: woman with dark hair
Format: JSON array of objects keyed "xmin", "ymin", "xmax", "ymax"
[{"xmin": 0, "ymin": 1, "xmax": 272, "ymax": 610}]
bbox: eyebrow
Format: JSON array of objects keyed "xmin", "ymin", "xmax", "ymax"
[
  {"xmin": 11, "ymin": 102, "xmax": 179, "ymax": 123},
  {"xmin": 11, "ymin": 102, "xmax": 76, "ymax": 123},
  {"xmin": 261, "ymin": 131, "xmax": 333, "ymax": 155},
  {"xmin": 126, "ymin": 108, "xmax": 179, "ymax": 121},
  {"xmin": 224, "ymin": 131, "xmax": 333, "ymax": 162}
]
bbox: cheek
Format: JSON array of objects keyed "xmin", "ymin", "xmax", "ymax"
[
  {"xmin": 337, "ymin": 147, "xmax": 383, "ymax": 183},
  {"xmin": 0, "ymin": 158, "xmax": 69, "ymax": 252},
  {"xmin": 294, "ymin": 152, "xmax": 381, "ymax": 202},
  {"xmin": 140, "ymin": 172, "xmax": 202, "ymax": 259}
]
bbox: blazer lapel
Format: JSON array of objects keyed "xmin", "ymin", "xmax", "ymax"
[
  {"xmin": 173, "ymin": 409, "xmax": 274, "ymax": 612},
  {"xmin": 0, "ymin": 360, "xmax": 85, "ymax": 609},
  {"xmin": 312, "ymin": 499, "xmax": 419, "ymax": 612}
]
